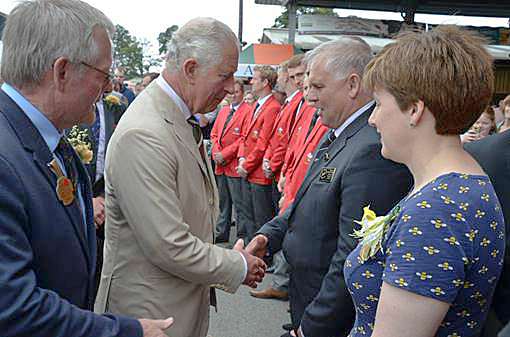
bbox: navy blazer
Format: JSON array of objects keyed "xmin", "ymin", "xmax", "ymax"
[
  {"xmin": 465, "ymin": 131, "xmax": 510, "ymax": 328},
  {"xmin": 258, "ymin": 107, "xmax": 413, "ymax": 336},
  {"xmin": 0, "ymin": 90, "xmax": 140, "ymax": 336}
]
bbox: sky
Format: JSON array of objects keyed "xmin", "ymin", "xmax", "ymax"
[{"xmin": 1, "ymin": 0, "xmax": 508, "ymax": 69}]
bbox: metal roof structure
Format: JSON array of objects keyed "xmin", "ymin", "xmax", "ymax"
[
  {"xmin": 255, "ymin": 0, "xmax": 510, "ymax": 19},
  {"xmin": 262, "ymin": 27, "xmax": 510, "ymax": 61}
]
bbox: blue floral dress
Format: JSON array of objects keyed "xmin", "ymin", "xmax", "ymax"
[{"xmin": 344, "ymin": 173, "xmax": 505, "ymax": 336}]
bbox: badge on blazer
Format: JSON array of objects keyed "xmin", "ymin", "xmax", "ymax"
[
  {"xmin": 233, "ymin": 127, "xmax": 240, "ymax": 135},
  {"xmin": 277, "ymin": 127, "xmax": 284, "ymax": 136},
  {"xmin": 48, "ymin": 159, "xmax": 75, "ymax": 206},
  {"xmin": 319, "ymin": 167, "xmax": 336, "ymax": 183},
  {"xmin": 252, "ymin": 130, "xmax": 259, "ymax": 139},
  {"xmin": 305, "ymin": 152, "xmax": 313, "ymax": 164}
]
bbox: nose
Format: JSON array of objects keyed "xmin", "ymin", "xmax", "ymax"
[
  {"xmin": 368, "ymin": 110, "xmax": 377, "ymax": 128},
  {"xmin": 104, "ymin": 80, "xmax": 113, "ymax": 94},
  {"xmin": 225, "ymin": 76, "xmax": 235, "ymax": 95}
]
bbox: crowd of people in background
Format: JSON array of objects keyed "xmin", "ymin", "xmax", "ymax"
[{"xmin": 0, "ymin": 1, "xmax": 510, "ymax": 337}]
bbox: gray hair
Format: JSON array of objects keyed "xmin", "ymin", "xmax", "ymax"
[
  {"xmin": 165, "ymin": 17, "xmax": 239, "ymax": 74},
  {"xmin": 1, "ymin": 0, "xmax": 114, "ymax": 88},
  {"xmin": 308, "ymin": 37, "xmax": 373, "ymax": 80}
]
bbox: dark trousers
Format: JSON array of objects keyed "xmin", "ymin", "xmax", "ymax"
[
  {"xmin": 238, "ymin": 179, "xmax": 274, "ymax": 242},
  {"xmin": 214, "ymin": 174, "xmax": 232, "ymax": 243},
  {"xmin": 226, "ymin": 176, "xmax": 243, "ymax": 238}
]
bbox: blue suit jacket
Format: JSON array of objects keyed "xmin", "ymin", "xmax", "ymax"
[
  {"xmin": 258, "ymin": 108, "xmax": 413, "ymax": 336},
  {"xmin": 465, "ymin": 131, "xmax": 510, "ymax": 328},
  {"xmin": 0, "ymin": 90, "xmax": 141, "ymax": 336}
]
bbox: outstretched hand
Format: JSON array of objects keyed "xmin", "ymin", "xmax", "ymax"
[
  {"xmin": 233, "ymin": 239, "xmax": 266, "ymax": 288},
  {"xmin": 245, "ymin": 234, "xmax": 268, "ymax": 259},
  {"xmin": 139, "ymin": 317, "xmax": 174, "ymax": 337}
]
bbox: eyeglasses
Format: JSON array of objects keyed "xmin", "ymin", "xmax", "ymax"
[{"xmin": 80, "ymin": 61, "xmax": 114, "ymax": 84}]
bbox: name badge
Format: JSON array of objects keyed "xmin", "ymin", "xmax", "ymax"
[
  {"xmin": 319, "ymin": 167, "xmax": 336, "ymax": 183},
  {"xmin": 233, "ymin": 127, "xmax": 240, "ymax": 135}
]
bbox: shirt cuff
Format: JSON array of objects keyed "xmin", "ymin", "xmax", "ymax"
[{"xmin": 239, "ymin": 252, "xmax": 248, "ymax": 282}]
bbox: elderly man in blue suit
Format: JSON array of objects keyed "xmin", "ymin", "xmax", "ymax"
[{"xmin": 0, "ymin": 0, "xmax": 172, "ymax": 336}]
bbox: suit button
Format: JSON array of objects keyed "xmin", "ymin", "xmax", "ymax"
[{"xmin": 208, "ymin": 198, "xmax": 214, "ymax": 205}]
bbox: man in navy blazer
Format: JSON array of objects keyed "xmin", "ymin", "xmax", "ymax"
[
  {"xmin": 465, "ymin": 131, "xmax": 510, "ymax": 336},
  {"xmin": 0, "ymin": 0, "xmax": 172, "ymax": 336},
  {"xmin": 247, "ymin": 38, "xmax": 413, "ymax": 337}
]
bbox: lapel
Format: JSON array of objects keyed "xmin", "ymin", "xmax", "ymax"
[
  {"xmin": 151, "ymin": 84, "xmax": 216, "ymax": 192},
  {"xmin": 292, "ymin": 108, "xmax": 373, "ymax": 210},
  {"xmin": 222, "ymin": 102, "xmax": 246, "ymax": 137},
  {"xmin": 248, "ymin": 95, "xmax": 273, "ymax": 131},
  {"xmin": 0, "ymin": 90, "xmax": 93, "ymax": 269}
]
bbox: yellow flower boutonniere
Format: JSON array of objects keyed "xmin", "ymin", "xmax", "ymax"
[
  {"xmin": 351, "ymin": 205, "xmax": 400, "ymax": 262},
  {"xmin": 67, "ymin": 125, "xmax": 93, "ymax": 165},
  {"xmin": 104, "ymin": 94, "xmax": 120, "ymax": 108}
]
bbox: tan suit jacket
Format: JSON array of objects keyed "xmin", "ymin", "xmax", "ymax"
[{"xmin": 94, "ymin": 80, "xmax": 245, "ymax": 337}]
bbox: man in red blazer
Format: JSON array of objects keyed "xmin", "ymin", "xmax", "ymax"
[
  {"xmin": 211, "ymin": 80, "xmax": 251, "ymax": 243},
  {"xmin": 237, "ymin": 65, "xmax": 281, "ymax": 241}
]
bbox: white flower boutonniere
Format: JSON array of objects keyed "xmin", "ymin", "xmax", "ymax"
[
  {"xmin": 351, "ymin": 205, "xmax": 400, "ymax": 262},
  {"xmin": 67, "ymin": 125, "xmax": 93, "ymax": 164}
]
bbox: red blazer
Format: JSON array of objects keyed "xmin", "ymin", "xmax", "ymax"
[
  {"xmin": 263, "ymin": 91, "xmax": 303, "ymax": 180},
  {"xmin": 210, "ymin": 102, "xmax": 251, "ymax": 177},
  {"xmin": 281, "ymin": 103, "xmax": 317, "ymax": 178},
  {"xmin": 238, "ymin": 95, "xmax": 281, "ymax": 186},
  {"xmin": 281, "ymin": 119, "xmax": 328, "ymax": 211}
]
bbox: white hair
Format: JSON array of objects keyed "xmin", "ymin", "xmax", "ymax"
[
  {"xmin": 165, "ymin": 17, "xmax": 239, "ymax": 74},
  {"xmin": 1, "ymin": 0, "xmax": 114, "ymax": 88},
  {"xmin": 308, "ymin": 37, "xmax": 374, "ymax": 80}
]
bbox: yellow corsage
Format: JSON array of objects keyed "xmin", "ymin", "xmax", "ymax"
[
  {"xmin": 67, "ymin": 125, "xmax": 93, "ymax": 165},
  {"xmin": 351, "ymin": 205, "xmax": 400, "ymax": 262}
]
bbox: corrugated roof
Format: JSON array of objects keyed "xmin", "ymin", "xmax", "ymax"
[{"xmin": 262, "ymin": 28, "xmax": 510, "ymax": 60}]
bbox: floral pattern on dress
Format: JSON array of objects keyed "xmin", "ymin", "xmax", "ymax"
[{"xmin": 344, "ymin": 173, "xmax": 505, "ymax": 337}]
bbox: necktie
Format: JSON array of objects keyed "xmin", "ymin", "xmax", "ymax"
[
  {"xmin": 90, "ymin": 106, "xmax": 101, "ymax": 147},
  {"xmin": 252, "ymin": 102, "xmax": 260, "ymax": 120},
  {"xmin": 221, "ymin": 106, "xmax": 236, "ymax": 141},
  {"xmin": 56, "ymin": 137, "xmax": 79, "ymax": 188},
  {"xmin": 188, "ymin": 117, "xmax": 206, "ymax": 161},
  {"xmin": 312, "ymin": 130, "xmax": 335, "ymax": 167},
  {"xmin": 306, "ymin": 110, "xmax": 320, "ymax": 139}
]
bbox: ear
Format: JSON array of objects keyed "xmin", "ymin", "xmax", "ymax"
[
  {"xmin": 408, "ymin": 99, "xmax": 426, "ymax": 127},
  {"xmin": 182, "ymin": 58, "xmax": 199, "ymax": 84},
  {"xmin": 52, "ymin": 57, "xmax": 71, "ymax": 92},
  {"xmin": 347, "ymin": 74, "xmax": 362, "ymax": 99}
]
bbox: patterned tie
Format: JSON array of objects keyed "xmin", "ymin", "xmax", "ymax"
[
  {"xmin": 312, "ymin": 130, "xmax": 335, "ymax": 168},
  {"xmin": 306, "ymin": 110, "xmax": 320, "ymax": 139},
  {"xmin": 188, "ymin": 117, "xmax": 205, "ymax": 161},
  {"xmin": 90, "ymin": 106, "xmax": 101, "ymax": 147},
  {"xmin": 56, "ymin": 137, "xmax": 79, "ymax": 188}
]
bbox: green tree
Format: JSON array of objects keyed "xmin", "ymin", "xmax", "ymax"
[
  {"xmin": 112, "ymin": 24, "xmax": 143, "ymax": 78},
  {"xmin": 157, "ymin": 25, "xmax": 178, "ymax": 56},
  {"xmin": 273, "ymin": 6, "xmax": 338, "ymax": 28},
  {"xmin": 140, "ymin": 38, "xmax": 161, "ymax": 73}
]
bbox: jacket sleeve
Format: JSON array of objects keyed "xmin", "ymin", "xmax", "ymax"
[
  {"xmin": 300, "ymin": 142, "xmax": 412, "ymax": 337},
  {"xmin": 0, "ymin": 155, "xmax": 142, "ymax": 337},
  {"xmin": 107, "ymin": 128, "xmax": 245, "ymax": 292}
]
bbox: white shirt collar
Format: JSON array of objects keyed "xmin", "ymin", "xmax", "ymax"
[
  {"xmin": 333, "ymin": 100, "xmax": 375, "ymax": 138},
  {"xmin": 285, "ymin": 90, "xmax": 299, "ymax": 103},
  {"xmin": 156, "ymin": 75, "xmax": 192, "ymax": 121}
]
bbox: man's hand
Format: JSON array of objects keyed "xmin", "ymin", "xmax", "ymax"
[
  {"xmin": 277, "ymin": 175, "xmax": 286, "ymax": 193},
  {"xmin": 213, "ymin": 152, "xmax": 224, "ymax": 165},
  {"xmin": 138, "ymin": 317, "xmax": 174, "ymax": 337},
  {"xmin": 262, "ymin": 159, "xmax": 272, "ymax": 178},
  {"xmin": 92, "ymin": 196, "xmax": 105, "ymax": 229},
  {"xmin": 245, "ymin": 234, "xmax": 268, "ymax": 259},
  {"xmin": 233, "ymin": 239, "xmax": 266, "ymax": 288},
  {"xmin": 236, "ymin": 160, "xmax": 248, "ymax": 179}
]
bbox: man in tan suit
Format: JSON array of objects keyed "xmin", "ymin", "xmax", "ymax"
[{"xmin": 94, "ymin": 17, "xmax": 266, "ymax": 337}]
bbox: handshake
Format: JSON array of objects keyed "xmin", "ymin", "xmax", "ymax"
[{"xmin": 232, "ymin": 235, "xmax": 270, "ymax": 288}]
